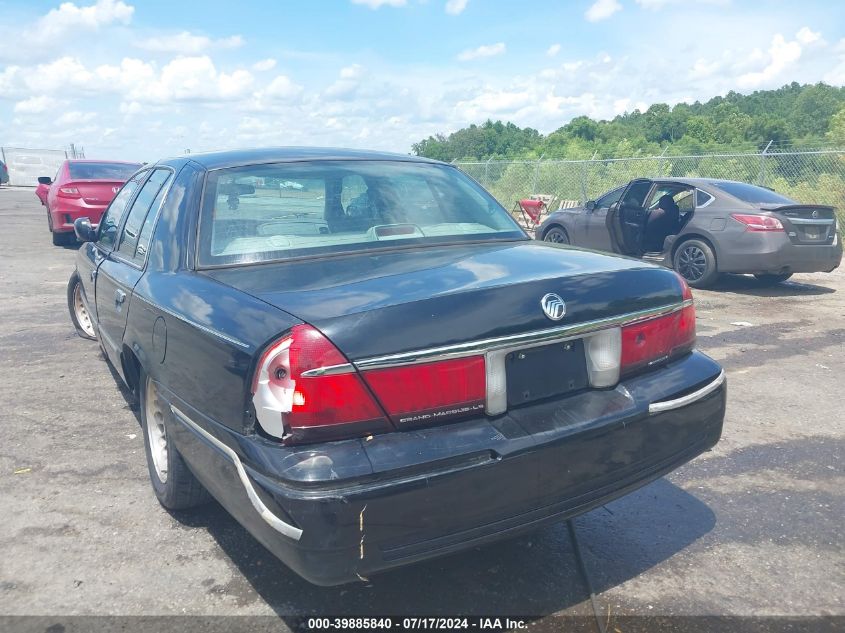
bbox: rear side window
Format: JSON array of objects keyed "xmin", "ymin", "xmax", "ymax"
[
  {"xmin": 711, "ymin": 181, "xmax": 794, "ymax": 205},
  {"xmin": 68, "ymin": 162, "xmax": 141, "ymax": 181},
  {"xmin": 696, "ymin": 189, "xmax": 715, "ymax": 207},
  {"xmin": 198, "ymin": 161, "xmax": 522, "ymax": 266},
  {"xmin": 98, "ymin": 171, "xmax": 148, "ymax": 250},
  {"xmin": 116, "ymin": 169, "xmax": 172, "ymax": 263},
  {"xmin": 135, "ymin": 175, "xmax": 172, "ymax": 260}
]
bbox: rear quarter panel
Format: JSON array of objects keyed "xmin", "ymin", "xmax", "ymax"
[{"xmin": 123, "ymin": 160, "xmax": 301, "ymax": 433}]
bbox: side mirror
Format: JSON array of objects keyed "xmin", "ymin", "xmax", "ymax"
[
  {"xmin": 585, "ymin": 200, "xmax": 596, "ymax": 211},
  {"xmin": 74, "ymin": 217, "xmax": 97, "ymax": 243},
  {"xmin": 38, "ymin": 176, "xmax": 53, "ymax": 186}
]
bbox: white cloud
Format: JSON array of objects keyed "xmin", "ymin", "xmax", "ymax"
[
  {"xmin": 137, "ymin": 31, "xmax": 243, "ymax": 54},
  {"xmin": 585, "ymin": 0, "xmax": 621, "ymax": 22},
  {"xmin": 457, "ymin": 42, "xmax": 506, "ymax": 61},
  {"xmin": 56, "ymin": 110, "xmax": 98, "ymax": 126},
  {"xmin": 325, "ymin": 64, "xmax": 366, "ymax": 99},
  {"xmin": 796, "ymin": 26, "xmax": 821, "ymax": 45},
  {"xmin": 0, "ymin": 0, "xmax": 134, "ymax": 62},
  {"xmin": 350, "ymin": 0, "xmax": 407, "ymax": 8},
  {"xmin": 737, "ymin": 33, "xmax": 803, "ymax": 89},
  {"xmin": 547, "ymin": 44, "xmax": 561, "ymax": 57},
  {"xmin": 37, "ymin": 0, "xmax": 134, "ymax": 40},
  {"xmin": 445, "ymin": 0, "xmax": 469, "ymax": 15},
  {"xmin": 264, "ymin": 75, "xmax": 304, "ymax": 100},
  {"xmin": 252, "ymin": 58, "xmax": 277, "ymax": 72},
  {"xmin": 14, "ymin": 96, "xmax": 56, "ymax": 114}
]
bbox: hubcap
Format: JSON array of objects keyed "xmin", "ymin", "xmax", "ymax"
[
  {"xmin": 73, "ymin": 283, "xmax": 96, "ymax": 338},
  {"xmin": 544, "ymin": 229, "xmax": 568, "ymax": 244},
  {"xmin": 145, "ymin": 379, "xmax": 168, "ymax": 483},
  {"xmin": 678, "ymin": 245, "xmax": 707, "ymax": 281}
]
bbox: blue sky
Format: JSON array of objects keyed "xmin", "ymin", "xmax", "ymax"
[{"xmin": 1, "ymin": 0, "xmax": 844, "ymax": 161}]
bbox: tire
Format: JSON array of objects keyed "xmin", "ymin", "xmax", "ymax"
[
  {"xmin": 52, "ymin": 230, "xmax": 75, "ymax": 247},
  {"xmin": 67, "ymin": 273, "xmax": 97, "ymax": 340},
  {"xmin": 673, "ymin": 239, "xmax": 719, "ymax": 288},
  {"xmin": 754, "ymin": 273, "xmax": 793, "ymax": 285},
  {"xmin": 543, "ymin": 226, "xmax": 570, "ymax": 245},
  {"xmin": 140, "ymin": 370, "xmax": 211, "ymax": 510}
]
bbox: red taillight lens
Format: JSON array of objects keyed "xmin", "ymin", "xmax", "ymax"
[
  {"xmin": 731, "ymin": 213, "xmax": 784, "ymax": 232},
  {"xmin": 362, "ymin": 357, "xmax": 486, "ymax": 425},
  {"xmin": 58, "ymin": 186, "xmax": 80, "ymax": 198},
  {"xmin": 251, "ymin": 325, "xmax": 389, "ymax": 442},
  {"xmin": 621, "ymin": 275, "xmax": 695, "ymax": 375}
]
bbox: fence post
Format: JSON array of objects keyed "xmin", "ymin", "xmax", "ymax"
[
  {"xmin": 758, "ymin": 140, "xmax": 773, "ymax": 186},
  {"xmin": 485, "ymin": 156, "xmax": 492, "ymax": 188},
  {"xmin": 580, "ymin": 160, "xmax": 588, "ymax": 204},
  {"xmin": 531, "ymin": 154, "xmax": 544, "ymax": 196},
  {"xmin": 656, "ymin": 146, "xmax": 668, "ymax": 177}
]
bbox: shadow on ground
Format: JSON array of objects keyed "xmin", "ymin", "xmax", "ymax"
[
  {"xmin": 706, "ymin": 274, "xmax": 835, "ymax": 297},
  {"xmin": 168, "ymin": 477, "xmax": 714, "ymax": 619}
]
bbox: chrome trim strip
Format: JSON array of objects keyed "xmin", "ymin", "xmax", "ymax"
[
  {"xmin": 786, "ymin": 218, "xmax": 834, "ymax": 225},
  {"xmin": 169, "ymin": 404, "xmax": 303, "ymax": 541},
  {"xmin": 354, "ymin": 301, "xmax": 689, "ymax": 371},
  {"xmin": 648, "ymin": 370, "xmax": 725, "ymax": 415},
  {"xmin": 300, "ymin": 363, "xmax": 355, "ymax": 377}
]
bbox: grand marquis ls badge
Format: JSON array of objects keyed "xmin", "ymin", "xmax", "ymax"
[{"xmin": 540, "ymin": 293, "xmax": 566, "ymax": 321}]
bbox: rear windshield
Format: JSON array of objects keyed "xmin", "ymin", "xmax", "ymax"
[
  {"xmin": 711, "ymin": 181, "xmax": 795, "ymax": 205},
  {"xmin": 68, "ymin": 162, "xmax": 141, "ymax": 181},
  {"xmin": 198, "ymin": 160, "xmax": 524, "ymax": 266}
]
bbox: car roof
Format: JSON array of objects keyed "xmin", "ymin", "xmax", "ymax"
[
  {"xmin": 165, "ymin": 147, "xmax": 445, "ymax": 171},
  {"xmin": 648, "ymin": 177, "xmax": 762, "ymax": 188},
  {"xmin": 65, "ymin": 159, "xmax": 142, "ymax": 165}
]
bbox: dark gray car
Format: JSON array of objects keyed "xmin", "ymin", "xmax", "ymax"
[{"xmin": 536, "ymin": 177, "xmax": 842, "ymax": 287}]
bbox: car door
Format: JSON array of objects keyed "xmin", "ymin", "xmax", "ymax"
[
  {"xmin": 75, "ymin": 170, "xmax": 147, "ymax": 347},
  {"xmin": 607, "ymin": 179, "xmax": 652, "ymax": 255},
  {"xmin": 95, "ymin": 169, "xmax": 172, "ymax": 369},
  {"xmin": 583, "ymin": 185, "xmax": 624, "ymax": 251}
]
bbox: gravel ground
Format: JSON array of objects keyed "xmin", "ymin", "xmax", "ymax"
[{"xmin": 0, "ymin": 186, "xmax": 842, "ymax": 628}]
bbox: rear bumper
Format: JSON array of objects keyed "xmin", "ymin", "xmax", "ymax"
[
  {"xmin": 717, "ymin": 232, "xmax": 842, "ymax": 274},
  {"xmin": 50, "ymin": 201, "xmax": 107, "ymax": 233},
  {"xmin": 167, "ymin": 351, "xmax": 725, "ymax": 586}
]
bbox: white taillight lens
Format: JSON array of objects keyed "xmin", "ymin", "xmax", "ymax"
[
  {"xmin": 585, "ymin": 328, "xmax": 622, "ymax": 388},
  {"xmin": 251, "ymin": 325, "xmax": 388, "ymax": 443}
]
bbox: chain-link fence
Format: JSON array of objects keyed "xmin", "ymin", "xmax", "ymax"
[
  {"xmin": 457, "ymin": 148, "xmax": 845, "ymax": 232},
  {"xmin": 0, "ymin": 145, "xmax": 85, "ymax": 187}
]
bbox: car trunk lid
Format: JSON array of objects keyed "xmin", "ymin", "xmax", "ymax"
[
  {"xmin": 61, "ymin": 181, "xmax": 124, "ymax": 206},
  {"xmin": 202, "ymin": 241, "xmax": 685, "ymax": 362},
  {"xmin": 762, "ymin": 204, "xmax": 838, "ymax": 245}
]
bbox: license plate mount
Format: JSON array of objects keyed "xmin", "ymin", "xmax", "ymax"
[{"xmin": 505, "ymin": 339, "xmax": 589, "ymax": 406}]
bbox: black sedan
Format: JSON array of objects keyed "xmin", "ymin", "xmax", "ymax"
[
  {"xmin": 67, "ymin": 148, "xmax": 726, "ymax": 585},
  {"xmin": 536, "ymin": 178, "xmax": 842, "ymax": 288}
]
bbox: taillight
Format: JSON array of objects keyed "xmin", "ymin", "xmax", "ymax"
[
  {"xmin": 731, "ymin": 213, "xmax": 784, "ymax": 232},
  {"xmin": 58, "ymin": 186, "xmax": 80, "ymax": 198},
  {"xmin": 620, "ymin": 274, "xmax": 695, "ymax": 375},
  {"xmin": 361, "ymin": 357, "xmax": 486, "ymax": 425},
  {"xmin": 251, "ymin": 325, "xmax": 390, "ymax": 443}
]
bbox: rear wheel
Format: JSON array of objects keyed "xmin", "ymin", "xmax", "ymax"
[
  {"xmin": 543, "ymin": 226, "xmax": 570, "ymax": 245},
  {"xmin": 754, "ymin": 272, "xmax": 793, "ymax": 285},
  {"xmin": 140, "ymin": 371, "xmax": 211, "ymax": 510},
  {"xmin": 67, "ymin": 273, "xmax": 96, "ymax": 340},
  {"xmin": 673, "ymin": 239, "xmax": 719, "ymax": 288}
]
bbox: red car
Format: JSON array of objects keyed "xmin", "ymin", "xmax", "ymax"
[{"xmin": 39, "ymin": 160, "xmax": 141, "ymax": 246}]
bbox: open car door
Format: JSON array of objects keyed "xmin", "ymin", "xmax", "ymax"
[{"xmin": 607, "ymin": 179, "xmax": 652, "ymax": 256}]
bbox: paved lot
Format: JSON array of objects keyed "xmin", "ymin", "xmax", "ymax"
[{"xmin": 0, "ymin": 186, "xmax": 842, "ymax": 625}]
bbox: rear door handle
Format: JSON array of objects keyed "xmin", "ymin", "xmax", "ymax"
[{"xmin": 115, "ymin": 289, "xmax": 126, "ymax": 306}]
